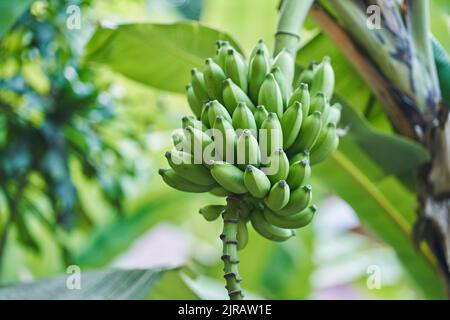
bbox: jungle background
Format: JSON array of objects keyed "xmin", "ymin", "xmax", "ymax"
[{"xmin": 0, "ymin": 0, "xmax": 449, "ymax": 299}]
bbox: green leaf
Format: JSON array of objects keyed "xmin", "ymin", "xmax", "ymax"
[
  {"xmin": 0, "ymin": 268, "xmax": 167, "ymax": 299},
  {"xmin": 0, "ymin": 0, "xmax": 33, "ymax": 39},
  {"xmin": 201, "ymin": 0, "xmax": 278, "ymax": 54},
  {"xmin": 84, "ymin": 21, "xmax": 243, "ymax": 93},
  {"xmin": 314, "ymin": 143, "xmax": 445, "ymax": 299}
]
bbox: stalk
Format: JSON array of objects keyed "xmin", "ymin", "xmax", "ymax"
[
  {"xmin": 221, "ymin": 197, "xmax": 243, "ymax": 300},
  {"xmin": 273, "ymin": 0, "xmax": 314, "ymax": 56}
]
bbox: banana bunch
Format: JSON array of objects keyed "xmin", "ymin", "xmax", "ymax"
[{"xmin": 160, "ymin": 40, "xmax": 340, "ymax": 247}]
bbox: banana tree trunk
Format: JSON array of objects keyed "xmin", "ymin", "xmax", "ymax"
[{"xmin": 310, "ymin": 0, "xmax": 450, "ymax": 292}]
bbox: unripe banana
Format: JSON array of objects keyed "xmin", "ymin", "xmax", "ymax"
[
  {"xmin": 260, "ymin": 113, "xmax": 283, "ymax": 159},
  {"xmin": 232, "ymin": 102, "xmax": 257, "ymax": 137},
  {"xmin": 159, "ymin": 168, "xmax": 214, "ymax": 193},
  {"xmin": 276, "ymin": 184, "xmax": 312, "ymax": 216},
  {"xmin": 225, "ymin": 48, "xmax": 248, "ymax": 92},
  {"xmin": 210, "ymin": 161, "xmax": 247, "ymax": 194},
  {"xmin": 165, "ymin": 150, "xmax": 215, "ymax": 186},
  {"xmin": 258, "ymin": 73, "xmax": 283, "ymax": 118},
  {"xmin": 310, "ymin": 56, "xmax": 334, "ymax": 100},
  {"xmin": 254, "ymin": 105, "xmax": 269, "ymax": 129},
  {"xmin": 237, "ymin": 220, "xmax": 249, "ymax": 250},
  {"xmin": 286, "ymin": 159, "xmax": 311, "ymax": 190},
  {"xmin": 296, "ymin": 61, "xmax": 317, "ymax": 88},
  {"xmin": 288, "ymin": 83, "xmax": 310, "ymax": 116},
  {"xmin": 243, "ymin": 165, "xmax": 271, "ymax": 198},
  {"xmin": 199, "ymin": 205, "xmax": 225, "ymax": 221},
  {"xmin": 310, "ymin": 92, "xmax": 330, "ymax": 124},
  {"xmin": 215, "ymin": 41, "xmax": 232, "ymax": 69},
  {"xmin": 248, "ymin": 48, "xmax": 270, "ymax": 103},
  {"xmin": 264, "ymin": 180, "xmax": 290, "ymax": 211},
  {"xmin": 208, "ymin": 100, "xmax": 232, "ymax": 125},
  {"xmin": 186, "ymin": 84, "xmax": 202, "ymax": 118},
  {"xmin": 272, "ymin": 48, "xmax": 294, "ymax": 87},
  {"xmin": 250, "ymin": 209, "xmax": 295, "ymax": 242},
  {"xmin": 172, "ymin": 131, "xmax": 186, "ymax": 151},
  {"xmin": 310, "ymin": 123, "xmax": 339, "ymax": 165},
  {"xmin": 204, "ymin": 58, "xmax": 226, "ymax": 102},
  {"xmin": 281, "ymin": 101, "xmax": 303, "ymax": 149},
  {"xmin": 264, "ymin": 148, "xmax": 289, "ymax": 184},
  {"xmin": 271, "ymin": 67, "xmax": 291, "ymax": 109},
  {"xmin": 249, "ymin": 39, "xmax": 270, "ymax": 63},
  {"xmin": 288, "ymin": 111, "xmax": 322, "ymax": 155},
  {"xmin": 326, "ymin": 102, "xmax": 342, "ymax": 125},
  {"xmin": 289, "ymin": 150, "xmax": 310, "ymax": 165},
  {"xmin": 222, "ymin": 78, "xmax": 255, "ymax": 114},
  {"xmin": 182, "ymin": 115, "xmax": 205, "ymax": 130},
  {"xmin": 209, "ymin": 186, "xmax": 229, "ymax": 197},
  {"xmin": 213, "ymin": 116, "xmax": 237, "ymax": 162},
  {"xmin": 191, "ymin": 68, "xmax": 209, "ymax": 103},
  {"xmin": 236, "ymin": 129, "xmax": 260, "ymax": 168},
  {"xmin": 184, "ymin": 125, "xmax": 213, "ymax": 160},
  {"xmin": 263, "ymin": 205, "xmax": 316, "ymax": 229},
  {"xmin": 201, "ymin": 102, "xmax": 211, "ymax": 128}
]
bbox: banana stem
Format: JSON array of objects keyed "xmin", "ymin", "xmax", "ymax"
[
  {"xmin": 273, "ymin": 0, "xmax": 314, "ymax": 56},
  {"xmin": 221, "ymin": 196, "xmax": 243, "ymax": 300}
]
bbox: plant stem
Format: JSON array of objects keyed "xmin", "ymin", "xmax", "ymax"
[
  {"xmin": 273, "ymin": 0, "xmax": 314, "ymax": 56},
  {"xmin": 221, "ymin": 196, "xmax": 243, "ymax": 300}
]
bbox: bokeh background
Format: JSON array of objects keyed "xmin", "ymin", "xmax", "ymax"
[{"xmin": 0, "ymin": 0, "xmax": 449, "ymax": 299}]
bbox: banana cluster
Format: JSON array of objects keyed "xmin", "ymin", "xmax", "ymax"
[{"xmin": 159, "ymin": 40, "xmax": 340, "ymax": 246}]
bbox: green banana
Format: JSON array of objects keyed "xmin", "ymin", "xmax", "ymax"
[
  {"xmin": 271, "ymin": 67, "xmax": 291, "ymax": 108},
  {"xmin": 210, "ymin": 161, "xmax": 247, "ymax": 194},
  {"xmin": 286, "ymin": 159, "xmax": 311, "ymax": 190},
  {"xmin": 223, "ymin": 78, "xmax": 255, "ymax": 114},
  {"xmin": 288, "ymin": 83, "xmax": 310, "ymax": 116},
  {"xmin": 264, "ymin": 180, "xmax": 290, "ymax": 211},
  {"xmin": 159, "ymin": 168, "xmax": 215, "ymax": 193},
  {"xmin": 296, "ymin": 61, "xmax": 317, "ymax": 88},
  {"xmin": 236, "ymin": 220, "xmax": 249, "ymax": 250},
  {"xmin": 236, "ymin": 129, "xmax": 260, "ymax": 168},
  {"xmin": 253, "ymin": 105, "xmax": 269, "ymax": 129},
  {"xmin": 277, "ymin": 184, "xmax": 312, "ymax": 216},
  {"xmin": 225, "ymin": 48, "xmax": 248, "ymax": 92},
  {"xmin": 310, "ymin": 122, "xmax": 339, "ymax": 165},
  {"xmin": 165, "ymin": 150, "xmax": 215, "ymax": 186},
  {"xmin": 201, "ymin": 102, "xmax": 211, "ymax": 128},
  {"xmin": 250, "ymin": 209, "xmax": 295, "ymax": 242},
  {"xmin": 326, "ymin": 103, "xmax": 342, "ymax": 125},
  {"xmin": 199, "ymin": 205, "xmax": 225, "ymax": 221},
  {"xmin": 182, "ymin": 115, "xmax": 204, "ymax": 130},
  {"xmin": 310, "ymin": 92, "xmax": 330, "ymax": 124},
  {"xmin": 310, "ymin": 56, "xmax": 334, "ymax": 100},
  {"xmin": 249, "ymin": 39, "xmax": 270, "ymax": 62},
  {"xmin": 263, "ymin": 205, "xmax": 316, "ymax": 229},
  {"xmin": 204, "ymin": 58, "xmax": 226, "ymax": 102},
  {"xmin": 215, "ymin": 41, "xmax": 232, "ymax": 69},
  {"xmin": 281, "ymin": 101, "xmax": 303, "ymax": 149},
  {"xmin": 289, "ymin": 150, "xmax": 310, "ymax": 165},
  {"xmin": 209, "ymin": 186, "xmax": 229, "ymax": 197},
  {"xmin": 184, "ymin": 125, "xmax": 213, "ymax": 160},
  {"xmin": 288, "ymin": 111, "xmax": 322, "ymax": 155},
  {"xmin": 191, "ymin": 68, "xmax": 209, "ymax": 103},
  {"xmin": 172, "ymin": 131, "xmax": 186, "ymax": 151},
  {"xmin": 248, "ymin": 48, "xmax": 269, "ymax": 103},
  {"xmin": 260, "ymin": 113, "xmax": 283, "ymax": 159},
  {"xmin": 243, "ymin": 165, "xmax": 271, "ymax": 198},
  {"xmin": 208, "ymin": 100, "xmax": 232, "ymax": 125},
  {"xmin": 272, "ymin": 48, "xmax": 294, "ymax": 87},
  {"xmin": 232, "ymin": 102, "xmax": 257, "ymax": 137},
  {"xmin": 213, "ymin": 116, "xmax": 237, "ymax": 162},
  {"xmin": 264, "ymin": 148, "xmax": 289, "ymax": 184},
  {"xmin": 186, "ymin": 84, "xmax": 202, "ymax": 117},
  {"xmin": 258, "ymin": 73, "xmax": 283, "ymax": 118}
]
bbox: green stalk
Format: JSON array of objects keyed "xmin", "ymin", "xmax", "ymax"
[
  {"xmin": 273, "ymin": 0, "xmax": 314, "ymax": 56},
  {"xmin": 221, "ymin": 197, "xmax": 243, "ymax": 300}
]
